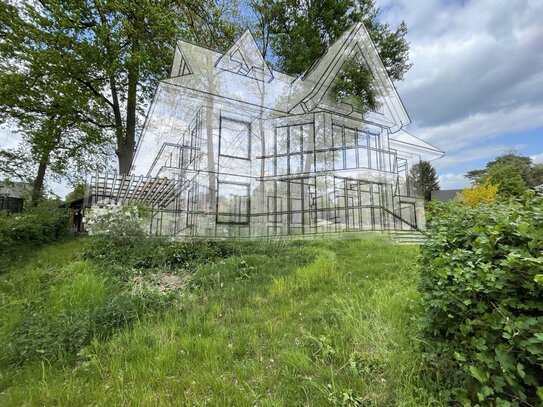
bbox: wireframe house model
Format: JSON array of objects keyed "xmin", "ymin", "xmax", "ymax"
[{"xmin": 87, "ymin": 23, "xmax": 443, "ymax": 238}]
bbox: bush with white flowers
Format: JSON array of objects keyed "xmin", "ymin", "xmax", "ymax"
[{"xmin": 85, "ymin": 203, "xmax": 149, "ymax": 237}]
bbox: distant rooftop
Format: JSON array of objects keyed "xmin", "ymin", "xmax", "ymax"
[{"xmin": 431, "ymin": 189, "xmax": 463, "ymax": 202}]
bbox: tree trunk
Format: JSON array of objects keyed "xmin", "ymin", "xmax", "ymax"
[
  {"xmin": 114, "ymin": 30, "xmax": 139, "ymax": 175},
  {"xmin": 31, "ymin": 150, "xmax": 50, "ymax": 205},
  {"xmin": 122, "ymin": 64, "xmax": 138, "ymax": 174},
  {"xmin": 117, "ymin": 142, "xmax": 134, "ymax": 175}
]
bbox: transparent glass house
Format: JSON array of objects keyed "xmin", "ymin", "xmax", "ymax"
[{"xmin": 88, "ymin": 23, "xmax": 443, "ymax": 238}]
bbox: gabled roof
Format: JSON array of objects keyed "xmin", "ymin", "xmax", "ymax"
[
  {"xmin": 166, "ymin": 23, "xmax": 410, "ymax": 131},
  {"xmin": 215, "ymin": 30, "xmax": 274, "ymax": 82},
  {"xmin": 135, "ymin": 24, "xmax": 444, "ymax": 173},
  {"xmin": 289, "ymin": 23, "xmax": 410, "ymax": 132},
  {"xmin": 390, "ymin": 130, "xmax": 444, "ymax": 161}
]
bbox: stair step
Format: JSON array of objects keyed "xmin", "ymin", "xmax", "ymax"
[{"xmin": 386, "ymin": 230, "xmax": 428, "ymax": 245}]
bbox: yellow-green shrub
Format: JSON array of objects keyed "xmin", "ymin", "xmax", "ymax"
[{"xmin": 460, "ymin": 183, "xmax": 498, "ymax": 206}]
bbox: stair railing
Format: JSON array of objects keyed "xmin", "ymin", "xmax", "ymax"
[{"xmin": 380, "ymin": 206, "xmax": 430, "ymax": 238}]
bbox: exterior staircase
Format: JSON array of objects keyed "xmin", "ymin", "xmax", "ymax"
[{"xmin": 387, "ymin": 229, "xmax": 428, "ymax": 245}]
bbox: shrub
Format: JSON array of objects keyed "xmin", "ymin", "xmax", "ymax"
[
  {"xmin": 85, "ymin": 203, "xmax": 149, "ymax": 238},
  {"xmin": 460, "ymin": 183, "xmax": 498, "ymax": 206},
  {"xmin": 83, "ymin": 203, "xmax": 240, "ymax": 274},
  {"xmin": 0, "ymin": 203, "xmax": 69, "ymax": 257},
  {"xmin": 419, "ymin": 196, "xmax": 543, "ymax": 405},
  {"xmin": 84, "ymin": 235, "xmax": 238, "ymax": 274},
  {"xmin": 485, "ymin": 163, "xmax": 528, "ymax": 198}
]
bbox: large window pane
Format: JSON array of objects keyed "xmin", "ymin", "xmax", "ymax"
[
  {"xmin": 220, "ymin": 117, "xmax": 250, "ymax": 159},
  {"xmin": 345, "ymin": 149, "xmax": 357, "ymax": 169},
  {"xmin": 289, "ymin": 154, "xmax": 302, "ymax": 174},
  {"xmin": 333, "ymin": 124, "xmax": 343, "ymax": 148},
  {"xmin": 358, "ymin": 147, "xmax": 369, "ymax": 168},
  {"xmin": 357, "ymin": 131, "xmax": 368, "ymax": 147},
  {"xmin": 289, "ymin": 126, "xmax": 302, "ymax": 154},
  {"xmin": 217, "ymin": 182, "xmax": 250, "ymax": 224}
]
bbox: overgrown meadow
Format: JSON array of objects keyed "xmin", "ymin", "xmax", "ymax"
[
  {"xmin": 1, "ymin": 195, "xmax": 541, "ymax": 406},
  {"xmin": 0, "ymin": 231, "xmax": 437, "ymax": 405}
]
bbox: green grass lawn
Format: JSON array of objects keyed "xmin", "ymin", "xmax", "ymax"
[{"xmin": 0, "ymin": 237, "xmax": 442, "ymax": 406}]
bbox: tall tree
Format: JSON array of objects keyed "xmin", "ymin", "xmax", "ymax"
[
  {"xmin": 0, "ymin": 1, "xmax": 111, "ymax": 203},
  {"xmin": 410, "ymin": 161, "xmax": 440, "ymax": 201},
  {"xmin": 249, "ymin": 0, "xmax": 411, "ymax": 80},
  {"xmin": 466, "ymin": 153, "xmax": 543, "ymax": 189},
  {"xmin": 0, "ymin": 0, "xmax": 238, "ymax": 188}
]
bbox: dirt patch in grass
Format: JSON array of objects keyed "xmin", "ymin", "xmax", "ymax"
[{"xmin": 131, "ymin": 272, "xmax": 190, "ymax": 293}]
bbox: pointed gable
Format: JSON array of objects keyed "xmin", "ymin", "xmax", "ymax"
[
  {"xmin": 215, "ymin": 30, "xmax": 274, "ymax": 82},
  {"xmin": 291, "ymin": 23, "xmax": 410, "ymax": 132},
  {"xmin": 170, "ymin": 43, "xmax": 196, "ymax": 78},
  {"xmin": 177, "ymin": 55, "xmax": 193, "ymax": 76}
]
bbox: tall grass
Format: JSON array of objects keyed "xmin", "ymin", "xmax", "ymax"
[{"xmin": 0, "ymin": 237, "xmax": 443, "ymax": 406}]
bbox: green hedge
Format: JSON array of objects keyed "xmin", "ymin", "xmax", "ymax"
[
  {"xmin": 0, "ymin": 203, "xmax": 69, "ymax": 255},
  {"xmin": 419, "ymin": 195, "xmax": 543, "ymax": 405}
]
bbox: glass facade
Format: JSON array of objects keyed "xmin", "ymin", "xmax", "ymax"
[{"xmin": 87, "ymin": 23, "xmax": 442, "ymax": 239}]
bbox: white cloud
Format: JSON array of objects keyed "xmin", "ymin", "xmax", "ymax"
[
  {"xmin": 414, "ymin": 104, "xmax": 542, "ymax": 153},
  {"xmin": 378, "ymin": 0, "xmax": 543, "ymax": 163},
  {"xmin": 438, "ymin": 172, "xmax": 470, "ymax": 190},
  {"xmin": 531, "ymin": 153, "xmax": 543, "ymax": 164},
  {"xmin": 434, "ymin": 143, "xmax": 525, "ymax": 170}
]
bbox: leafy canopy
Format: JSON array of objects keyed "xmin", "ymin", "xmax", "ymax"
[
  {"xmin": 331, "ymin": 58, "xmax": 379, "ymax": 113},
  {"xmin": 0, "ymin": 0, "xmax": 239, "ymax": 196},
  {"xmin": 486, "ymin": 163, "xmax": 527, "ymax": 198},
  {"xmin": 466, "ymin": 153, "xmax": 543, "ymax": 193},
  {"xmin": 249, "ymin": 0, "xmax": 411, "ymax": 115},
  {"xmin": 0, "ymin": 1, "xmax": 112, "ymax": 201},
  {"xmin": 259, "ymin": 0, "xmax": 411, "ymax": 80}
]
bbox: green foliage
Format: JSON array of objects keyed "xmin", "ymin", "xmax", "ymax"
[
  {"xmin": 466, "ymin": 153, "xmax": 543, "ymax": 190},
  {"xmin": 5, "ymin": 290, "xmax": 175, "ymax": 367},
  {"xmin": 419, "ymin": 196, "xmax": 543, "ymax": 405},
  {"xmin": 331, "ymin": 58, "xmax": 378, "ymax": 113},
  {"xmin": 92, "ymin": 289, "xmax": 175, "ymax": 340},
  {"xmin": 485, "ymin": 163, "xmax": 528, "ymax": 198},
  {"xmin": 252, "ymin": 0, "xmax": 411, "ymax": 80},
  {"xmin": 0, "ymin": 1, "xmax": 112, "ymax": 198},
  {"xmin": 83, "ymin": 235, "xmax": 237, "ymax": 276},
  {"xmin": 6, "ymin": 310, "xmax": 92, "ymax": 366},
  {"xmin": 327, "ymin": 384, "xmax": 364, "ymax": 406},
  {"xmin": 409, "ymin": 160, "xmax": 440, "ymax": 201},
  {"xmin": 1, "ymin": 256, "xmax": 177, "ymax": 367},
  {"xmin": 0, "ymin": 0, "xmax": 238, "ymax": 181},
  {"xmin": 0, "ymin": 203, "xmax": 69, "ymax": 261}
]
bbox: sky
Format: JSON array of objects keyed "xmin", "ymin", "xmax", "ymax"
[
  {"xmin": 1, "ymin": 0, "xmax": 543, "ymax": 196},
  {"xmin": 377, "ymin": 0, "xmax": 543, "ymax": 189}
]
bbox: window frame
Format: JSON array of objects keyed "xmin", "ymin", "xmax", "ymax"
[
  {"xmin": 219, "ymin": 116, "xmax": 252, "ymax": 160},
  {"xmin": 215, "ymin": 181, "xmax": 251, "ymax": 225}
]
